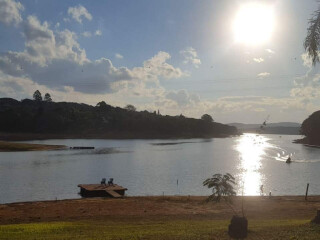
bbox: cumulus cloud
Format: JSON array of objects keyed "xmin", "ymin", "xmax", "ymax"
[
  {"xmin": 132, "ymin": 51, "xmax": 186, "ymax": 82},
  {"xmin": 94, "ymin": 30, "xmax": 102, "ymax": 36},
  {"xmin": 253, "ymin": 58, "xmax": 264, "ymax": 63},
  {"xmin": 0, "ymin": 0, "xmax": 24, "ymax": 25},
  {"xmin": 301, "ymin": 52, "xmax": 313, "ymax": 69},
  {"xmin": 257, "ymin": 72, "xmax": 270, "ymax": 78},
  {"xmin": 180, "ymin": 47, "xmax": 201, "ymax": 68},
  {"xmin": 115, "ymin": 53, "xmax": 123, "ymax": 59},
  {"xmin": 82, "ymin": 31, "xmax": 92, "ymax": 38},
  {"xmin": 165, "ymin": 89, "xmax": 200, "ymax": 107},
  {"xmin": 0, "ymin": 15, "xmax": 185, "ymax": 94},
  {"xmin": 68, "ymin": 5, "xmax": 92, "ymax": 23}
]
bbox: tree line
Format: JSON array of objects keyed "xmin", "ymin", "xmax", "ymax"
[{"xmin": 0, "ymin": 94, "xmax": 237, "ymax": 139}]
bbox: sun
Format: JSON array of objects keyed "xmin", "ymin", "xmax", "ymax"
[{"xmin": 233, "ymin": 3, "xmax": 274, "ymax": 45}]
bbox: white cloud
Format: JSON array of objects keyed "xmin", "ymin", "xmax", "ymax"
[
  {"xmin": 180, "ymin": 47, "xmax": 201, "ymax": 68},
  {"xmin": 115, "ymin": 53, "xmax": 123, "ymax": 59},
  {"xmin": 67, "ymin": 5, "xmax": 92, "ymax": 23},
  {"xmin": 0, "ymin": 16, "xmax": 185, "ymax": 95},
  {"xmin": 82, "ymin": 31, "xmax": 92, "ymax": 38},
  {"xmin": 265, "ymin": 49, "xmax": 275, "ymax": 54},
  {"xmin": 94, "ymin": 30, "xmax": 102, "ymax": 36},
  {"xmin": 257, "ymin": 72, "xmax": 270, "ymax": 78},
  {"xmin": 166, "ymin": 89, "xmax": 200, "ymax": 107},
  {"xmin": 0, "ymin": 0, "xmax": 24, "ymax": 25},
  {"xmin": 301, "ymin": 52, "xmax": 313, "ymax": 69},
  {"xmin": 132, "ymin": 51, "xmax": 186, "ymax": 82},
  {"xmin": 253, "ymin": 58, "xmax": 264, "ymax": 63}
]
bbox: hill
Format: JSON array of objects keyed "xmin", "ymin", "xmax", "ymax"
[
  {"xmin": 0, "ymin": 98, "xmax": 238, "ymax": 140},
  {"xmin": 228, "ymin": 122, "xmax": 301, "ymax": 135},
  {"xmin": 297, "ymin": 111, "xmax": 320, "ymax": 145}
]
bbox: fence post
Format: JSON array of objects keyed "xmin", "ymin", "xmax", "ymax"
[{"xmin": 305, "ymin": 183, "xmax": 310, "ymax": 201}]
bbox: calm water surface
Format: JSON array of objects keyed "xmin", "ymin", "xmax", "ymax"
[{"xmin": 1, "ymin": 134, "xmax": 320, "ymax": 203}]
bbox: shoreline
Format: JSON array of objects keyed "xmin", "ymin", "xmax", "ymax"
[
  {"xmin": 0, "ymin": 140, "xmax": 67, "ymax": 152},
  {"xmin": 0, "ymin": 132, "xmax": 239, "ymax": 141},
  {"xmin": 293, "ymin": 137, "xmax": 320, "ymax": 148}
]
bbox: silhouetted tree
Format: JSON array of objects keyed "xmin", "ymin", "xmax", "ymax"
[
  {"xmin": 33, "ymin": 90, "xmax": 42, "ymax": 101},
  {"xmin": 44, "ymin": 93, "xmax": 52, "ymax": 102},
  {"xmin": 203, "ymin": 173, "xmax": 236, "ymax": 203},
  {"xmin": 201, "ymin": 114, "xmax": 213, "ymax": 122},
  {"xmin": 124, "ymin": 104, "xmax": 136, "ymax": 111},
  {"xmin": 96, "ymin": 101, "xmax": 107, "ymax": 108},
  {"xmin": 305, "ymin": 7, "xmax": 320, "ymax": 65},
  {"xmin": 0, "ymin": 97, "xmax": 238, "ymax": 137}
]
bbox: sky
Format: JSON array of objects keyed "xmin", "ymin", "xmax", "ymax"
[{"xmin": 0, "ymin": 0, "xmax": 319, "ymax": 124}]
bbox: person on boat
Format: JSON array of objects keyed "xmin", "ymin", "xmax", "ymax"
[{"xmin": 286, "ymin": 156, "xmax": 291, "ymax": 163}]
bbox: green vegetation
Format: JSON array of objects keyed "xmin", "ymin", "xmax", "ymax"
[
  {"xmin": 203, "ymin": 173, "xmax": 236, "ymax": 203},
  {"xmin": 0, "ymin": 141, "xmax": 65, "ymax": 151},
  {"xmin": 0, "ymin": 97, "xmax": 238, "ymax": 139},
  {"xmin": 0, "ymin": 219, "xmax": 319, "ymax": 240}
]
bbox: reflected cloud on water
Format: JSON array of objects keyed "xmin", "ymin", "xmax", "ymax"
[{"xmin": 236, "ymin": 134, "xmax": 271, "ymax": 195}]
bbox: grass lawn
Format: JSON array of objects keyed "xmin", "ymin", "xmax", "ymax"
[{"xmin": 1, "ymin": 219, "xmax": 320, "ymax": 240}]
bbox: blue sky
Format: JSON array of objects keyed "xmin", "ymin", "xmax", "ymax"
[{"xmin": 0, "ymin": 0, "xmax": 319, "ymax": 123}]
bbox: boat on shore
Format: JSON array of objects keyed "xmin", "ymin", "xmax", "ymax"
[{"xmin": 78, "ymin": 178, "xmax": 127, "ymax": 198}]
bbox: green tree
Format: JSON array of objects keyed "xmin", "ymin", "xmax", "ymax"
[
  {"xmin": 203, "ymin": 173, "xmax": 236, "ymax": 203},
  {"xmin": 33, "ymin": 90, "xmax": 42, "ymax": 101},
  {"xmin": 201, "ymin": 114, "xmax": 213, "ymax": 122},
  {"xmin": 44, "ymin": 93, "xmax": 52, "ymax": 102},
  {"xmin": 124, "ymin": 104, "xmax": 136, "ymax": 111},
  {"xmin": 304, "ymin": 8, "xmax": 320, "ymax": 65}
]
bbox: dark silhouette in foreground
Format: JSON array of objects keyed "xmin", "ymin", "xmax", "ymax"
[{"xmin": 203, "ymin": 173, "xmax": 248, "ymax": 239}]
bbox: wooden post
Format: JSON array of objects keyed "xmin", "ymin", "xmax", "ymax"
[{"xmin": 305, "ymin": 183, "xmax": 309, "ymax": 201}]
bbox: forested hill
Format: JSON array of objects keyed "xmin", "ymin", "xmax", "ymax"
[
  {"xmin": 0, "ymin": 98, "xmax": 238, "ymax": 140},
  {"xmin": 298, "ymin": 110, "xmax": 320, "ymax": 145}
]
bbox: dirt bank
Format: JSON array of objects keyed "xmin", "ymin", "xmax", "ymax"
[
  {"xmin": 1, "ymin": 196, "xmax": 320, "ymax": 225},
  {"xmin": 0, "ymin": 141, "xmax": 66, "ymax": 152}
]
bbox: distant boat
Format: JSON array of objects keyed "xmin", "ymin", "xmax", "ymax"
[
  {"xmin": 70, "ymin": 146, "xmax": 94, "ymax": 149},
  {"xmin": 286, "ymin": 157, "xmax": 291, "ymax": 164}
]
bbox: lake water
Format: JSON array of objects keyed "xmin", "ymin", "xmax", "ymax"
[{"xmin": 1, "ymin": 134, "xmax": 320, "ymax": 203}]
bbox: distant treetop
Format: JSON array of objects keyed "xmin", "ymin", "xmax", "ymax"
[
  {"xmin": 44, "ymin": 93, "xmax": 52, "ymax": 102},
  {"xmin": 33, "ymin": 90, "xmax": 42, "ymax": 101},
  {"xmin": 96, "ymin": 101, "xmax": 107, "ymax": 108},
  {"xmin": 124, "ymin": 104, "xmax": 136, "ymax": 111},
  {"xmin": 201, "ymin": 114, "xmax": 213, "ymax": 122}
]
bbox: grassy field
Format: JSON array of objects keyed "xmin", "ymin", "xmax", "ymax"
[
  {"xmin": 1, "ymin": 196, "xmax": 320, "ymax": 239},
  {"xmin": 1, "ymin": 219, "xmax": 320, "ymax": 240},
  {"xmin": 0, "ymin": 141, "xmax": 66, "ymax": 151}
]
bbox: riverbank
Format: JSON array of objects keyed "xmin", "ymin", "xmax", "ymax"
[
  {"xmin": 293, "ymin": 137, "xmax": 320, "ymax": 148},
  {"xmin": 0, "ymin": 141, "xmax": 66, "ymax": 151},
  {"xmin": 1, "ymin": 196, "xmax": 320, "ymax": 239},
  {"xmin": 0, "ymin": 132, "xmax": 239, "ymax": 141}
]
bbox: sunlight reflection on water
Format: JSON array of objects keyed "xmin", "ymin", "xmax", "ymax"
[{"xmin": 236, "ymin": 134, "xmax": 271, "ymax": 195}]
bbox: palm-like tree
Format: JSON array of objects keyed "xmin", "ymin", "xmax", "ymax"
[
  {"xmin": 203, "ymin": 173, "xmax": 236, "ymax": 203},
  {"xmin": 304, "ymin": 8, "xmax": 320, "ymax": 66}
]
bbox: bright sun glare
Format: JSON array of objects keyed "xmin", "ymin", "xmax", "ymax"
[{"xmin": 233, "ymin": 3, "xmax": 274, "ymax": 45}]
